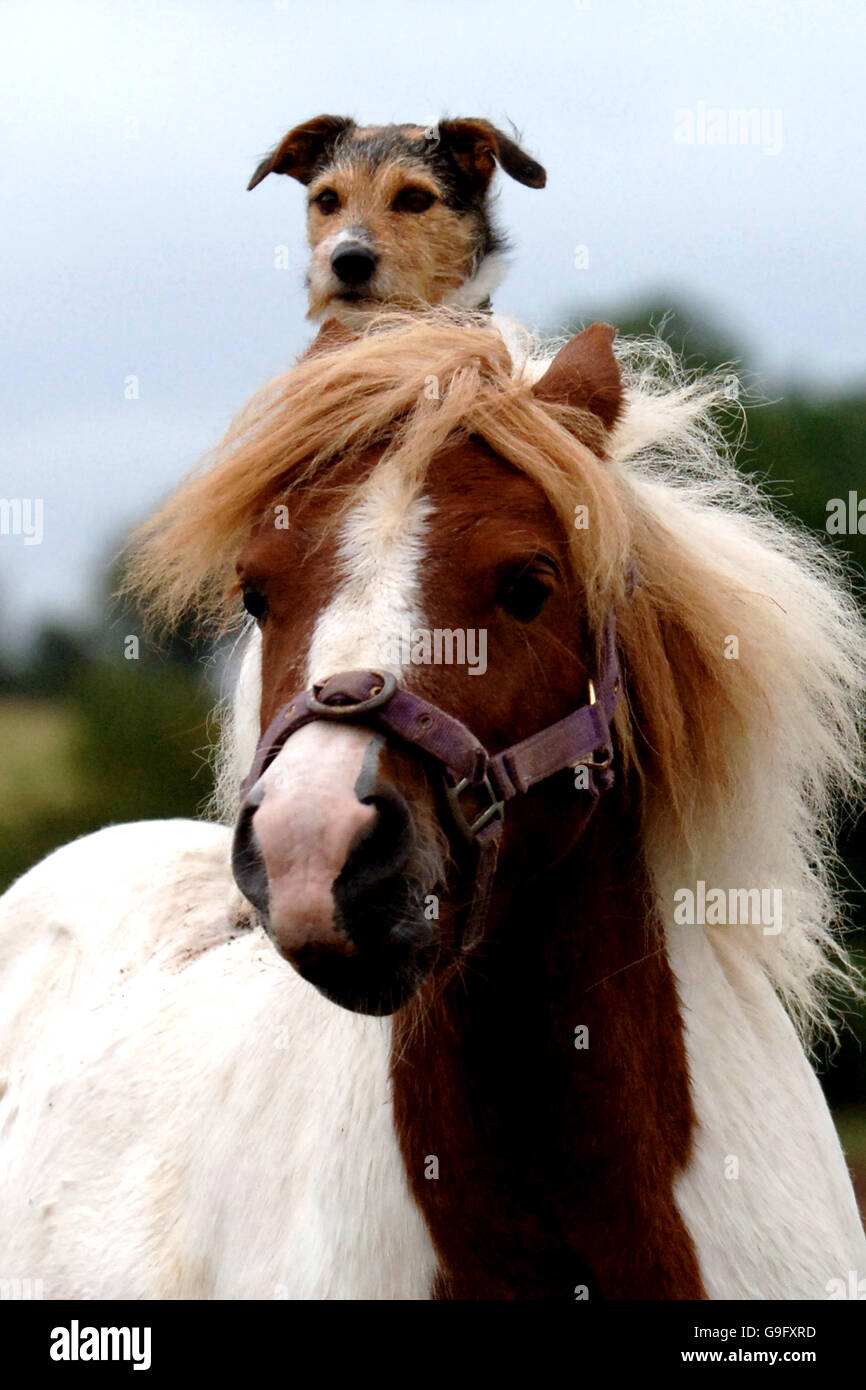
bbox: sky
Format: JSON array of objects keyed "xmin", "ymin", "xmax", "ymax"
[{"xmin": 2, "ymin": 0, "xmax": 865, "ymax": 645}]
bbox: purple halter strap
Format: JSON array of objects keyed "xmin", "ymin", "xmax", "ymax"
[{"xmin": 237, "ymin": 607, "xmax": 623, "ymax": 953}]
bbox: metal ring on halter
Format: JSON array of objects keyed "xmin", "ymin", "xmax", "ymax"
[{"xmin": 307, "ymin": 671, "xmax": 398, "ymax": 719}]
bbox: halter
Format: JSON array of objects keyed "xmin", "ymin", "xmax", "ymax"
[{"xmin": 236, "ymin": 611, "xmax": 622, "ymax": 953}]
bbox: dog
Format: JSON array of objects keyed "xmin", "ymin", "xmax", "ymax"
[{"xmin": 247, "ymin": 116, "xmax": 546, "ymax": 323}]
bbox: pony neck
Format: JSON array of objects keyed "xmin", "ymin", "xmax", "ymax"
[{"xmin": 390, "ymin": 795, "xmax": 707, "ymax": 1300}]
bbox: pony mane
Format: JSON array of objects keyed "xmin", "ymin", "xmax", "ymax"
[{"xmin": 126, "ymin": 309, "xmax": 866, "ymax": 1042}]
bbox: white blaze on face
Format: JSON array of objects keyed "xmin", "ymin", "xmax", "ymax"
[
  {"xmin": 306, "ymin": 460, "xmax": 432, "ymax": 684},
  {"xmin": 249, "ymin": 465, "xmax": 433, "ymax": 951},
  {"xmin": 253, "ymin": 723, "xmax": 380, "ymax": 955}
]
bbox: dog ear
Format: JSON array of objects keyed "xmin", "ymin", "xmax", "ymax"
[
  {"xmin": 436, "ymin": 119, "xmax": 546, "ymax": 191},
  {"xmin": 532, "ymin": 324, "xmax": 624, "ymax": 431},
  {"xmin": 247, "ymin": 116, "xmax": 354, "ymax": 190}
]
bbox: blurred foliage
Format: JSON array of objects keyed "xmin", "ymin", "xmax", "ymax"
[
  {"xmin": 1, "ymin": 295, "xmax": 865, "ymax": 1126},
  {"xmin": 0, "ymin": 568, "xmax": 215, "ymax": 892},
  {"xmin": 0, "ymin": 657, "xmax": 213, "ymax": 894},
  {"xmin": 567, "ymin": 295, "xmax": 866, "ymax": 578}
]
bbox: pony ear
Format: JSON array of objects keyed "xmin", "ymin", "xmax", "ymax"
[
  {"xmin": 531, "ymin": 323, "xmax": 624, "ymax": 431},
  {"xmin": 436, "ymin": 119, "xmax": 546, "ymax": 191},
  {"xmin": 247, "ymin": 115, "xmax": 354, "ymax": 190}
]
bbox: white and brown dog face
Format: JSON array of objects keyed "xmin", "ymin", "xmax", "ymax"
[{"xmin": 247, "ymin": 116, "xmax": 546, "ymax": 323}]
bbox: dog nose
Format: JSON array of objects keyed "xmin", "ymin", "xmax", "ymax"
[{"xmin": 331, "ymin": 243, "xmax": 378, "ymax": 286}]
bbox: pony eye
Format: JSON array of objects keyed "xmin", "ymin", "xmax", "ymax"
[
  {"xmin": 498, "ymin": 565, "xmax": 556, "ymax": 622},
  {"xmin": 242, "ymin": 585, "xmax": 269, "ymax": 622},
  {"xmin": 392, "ymin": 186, "xmax": 436, "ymax": 214},
  {"xmin": 314, "ymin": 189, "xmax": 340, "ymax": 215}
]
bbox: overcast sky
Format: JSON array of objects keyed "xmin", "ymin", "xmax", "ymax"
[{"xmin": 2, "ymin": 0, "xmax": 865, "ymax": 645}]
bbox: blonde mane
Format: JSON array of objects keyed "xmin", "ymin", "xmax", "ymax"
[{"xmin": 126, "ymin": 310, "xmax": 866, "ymax": 1041}]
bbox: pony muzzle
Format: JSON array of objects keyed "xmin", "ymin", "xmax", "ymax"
[{"xmin": 231, "ymin": 722, "xmax": 436, "ymax": 1013}]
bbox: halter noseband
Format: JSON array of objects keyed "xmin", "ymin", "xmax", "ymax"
[{"xmin": 237, "ymin": 611, "xmax": 622, "ymax": 953}]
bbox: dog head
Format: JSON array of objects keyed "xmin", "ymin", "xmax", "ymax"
[{"xmin": 247, "ymin": 116, "xmax": 546, "ymax": 323}]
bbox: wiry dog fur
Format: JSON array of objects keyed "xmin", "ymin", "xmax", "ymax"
[{"xmin": 247, "ymin": 116, "xmax": 546, "ymax": 322}]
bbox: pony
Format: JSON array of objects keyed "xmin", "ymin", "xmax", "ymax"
[{"xmin": 0, "ymin": 311, "xmax": 864, "ymax": 1299}]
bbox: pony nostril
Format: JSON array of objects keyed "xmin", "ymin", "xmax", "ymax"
[
  {"xmin": 231, "ymin": 803, "xmax": 269, "ymax": 916},
  {"xmin": 331, "ymin": 244, "xmax": 378, "ymax": 286},
  {"xmin": 335, "ymin": 787, "xmax": 414, "ymax": 911}
]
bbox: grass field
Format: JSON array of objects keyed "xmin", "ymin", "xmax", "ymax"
[
  {"xmin": 0, "ymin": 699, "xmax": 90, "ymax": 891},
  {"xmin": 0, "ymin": 698, "xmax": 83, "ymax": 817},
  {"xmin": 0, "ymin": 675, "xmax": 212, "ymax": 893}
]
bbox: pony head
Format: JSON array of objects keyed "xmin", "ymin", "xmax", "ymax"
[{"xmin": 126, "ymin": 312, "xmax": 865, "ymax": 1028}]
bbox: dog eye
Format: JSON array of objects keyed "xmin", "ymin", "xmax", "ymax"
[
  {"xmin": 497, "ymin": 563, "xmax": 557, "ymax": 622},
  {"xmin": 392, "ymin": 186, "xmax": 436, "ymax": 214},
  {"xmin": 241, "ymin": 585, "xmax": 269, "ymax": 622},
  {"xmin": 313, "ymin": 189, "xmax": 340, "ymax": 215}
]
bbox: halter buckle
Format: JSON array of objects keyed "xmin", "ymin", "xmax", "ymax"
[
  {"xmin": 573, "ymin": 747, "xmax": 613, "ymax": 771},
  {"xmin": 573, "ymin": 677, "xmax": 613, "ymax": 771},
  {"xmin": 445, "ymin": 771, "xmax": 505, "ymax": 841}
]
